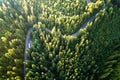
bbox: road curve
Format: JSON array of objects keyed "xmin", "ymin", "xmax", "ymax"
[
  {"xmin": 71, "ymin": 0, "xmax": 105, "ymax": 36},
  {"xmin": 71, "ymin": 15, "xmax": 95, "ymax": 36}
]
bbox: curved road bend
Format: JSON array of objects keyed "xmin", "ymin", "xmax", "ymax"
[
  {"xmin": 71, "ymin": 15, "xmax": 95, "ymax": 36},
  {"xmin": 24, "ymin": 28, "xmax": 32, "ymax": 77},
  {"xmin": 71, "ymin": 0, "xmax": 105, "ymax": 36}
]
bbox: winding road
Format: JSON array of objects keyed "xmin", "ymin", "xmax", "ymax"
[
  {"xmin": 24, "ymin": 0, "xmax": 105, "ymax": 78},
  {"xmin": 71, "ymin": 15, "xmax": 96, "ymax": 36},
  {"xmin": 71, "ymin": 0, "xmax": 105, "ymax": 36},
  {"xmin": 24, "ymin": 28, "xmax": 32, "ymax": 77}
]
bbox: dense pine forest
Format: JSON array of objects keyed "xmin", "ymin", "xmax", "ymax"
[{"xmin": 0, "ymin": 0, "xmax": 120, "ymax": 80}]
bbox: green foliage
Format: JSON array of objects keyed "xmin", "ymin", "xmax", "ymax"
[
  {"xmin": 111, "ymin": 0, "xmax": 120, "ymax": 7},
  {"xmin": 0, "ymin": 0, "xmax": 120, "ymax": 80}
]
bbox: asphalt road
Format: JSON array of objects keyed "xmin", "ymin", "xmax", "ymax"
[
  {"xmin": 71, "ymin": 0, "xmax": 105, "ymax": 36},
  {"xmin": 24, "ymin": 28, "xmax": 32, "ymax": 77},
  {"xmin": 71, "ymin": 15, "xmax": 95, "ymax": 36},
  {"xmin": 87, "ymin": 0, "xmax": 91, "ymax": 4}
]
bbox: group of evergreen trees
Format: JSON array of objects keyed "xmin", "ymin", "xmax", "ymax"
[
  {"xmin": 111, "ymin": 0, "xmax": 120, "ymax": 7},
  {"xmin": 36, "ymin": 0, "xmax": 104, "ymax": 35},
  {"xmin": 0, "ymin": 0, "xmax": 120, "ymax": 80}
]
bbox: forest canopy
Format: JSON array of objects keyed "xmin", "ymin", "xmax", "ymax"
[{"xmin": 0, "ymin": 0, "xmax": 120, "ymax": 80}]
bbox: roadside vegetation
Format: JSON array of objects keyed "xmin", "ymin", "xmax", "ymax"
[{"xmin": 0, "ymin": 0, "xmax": 120, "ymax": 80}]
